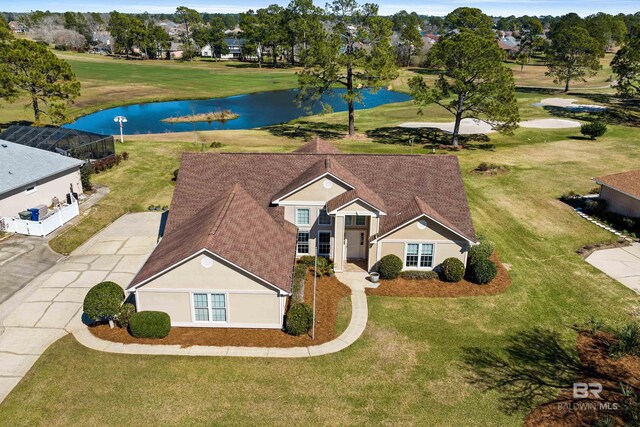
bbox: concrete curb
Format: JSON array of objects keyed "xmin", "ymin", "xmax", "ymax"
[{"xmin": 71, "ymin": 287, "xmax": 368, "ymax": 358}]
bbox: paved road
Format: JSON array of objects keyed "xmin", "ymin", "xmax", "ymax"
[
  {"xmin": 586, "ymin": 243, "xmax": 640, "ymax": 293},
  {"xmin": 0, "ymin": 212, "xmax": 161, "ymax": 403}
]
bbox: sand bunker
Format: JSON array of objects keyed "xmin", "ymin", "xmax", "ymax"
[
  {"xmin": 533, "ymin": 98, "xmax": 608, "ymax": 111},
  {"xmin": 399, "ymin": 118, "xmax": 581, "ymax": 134}
]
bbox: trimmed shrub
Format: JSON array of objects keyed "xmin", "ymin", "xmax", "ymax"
[
  {"xmin": 83, "ymin": 281, "xmax": 124, "ymax": 323},
  {"xmin": 116, "ymin": 303, "xmax": 136, "ymax": 328},
  {"xmin": 80, "ymin": 164, "xmax": 92, "ymax": 191},
  {"xmin": 471, "ymin": 258, "xmax": 498, "ymax": 284},
  {"xmin": 285, "ymin": 303, "xmax": 313, "ymax": 336},
  {"xmin": 468, "ymin": 241, "xmax": 494, "ymax": 266},
  {"xmin": 291, "ymin": 263, "xmax": 308, "ymax": 304},
  {"xmin": 440, "ymin": 258, "xmax": 465, "ymax": 282},
  {"xmin": 580, "ymin": 121, "xmax": 607, "ymax": 140},
  {"xmin": 378, "ymin": 254, "xmax": 403, "ymax": 279},
  {"xmin": 129, "ymin": 311, "xmax": 171, "ymax": 339},
  {"xmin": 401, "ymin": 270, "xmax": 439, "ymax": 280},
  {"xmin": 585, "ymin": 199, "xmax": 607, "ymax": 215}
]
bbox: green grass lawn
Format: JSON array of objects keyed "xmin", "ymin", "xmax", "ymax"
[
  {"xmin": 2, "ymin": 51, "xmax": 639, "ymax": 425},
  {"xmin": 5, "ymin": 110, "xmax": 640, "ymax": 425}
]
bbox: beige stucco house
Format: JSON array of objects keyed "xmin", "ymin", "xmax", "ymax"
[
  {"xmin": 594, "ymin": 170, "xmax": 640, "ymax": 218},
  {"xmin": 128, "ymin": 139, "xmax": 477, "ymax": 329},
  {"xmin": 0, "ymin": 139, "xmax": 83, "ymax": 218}
]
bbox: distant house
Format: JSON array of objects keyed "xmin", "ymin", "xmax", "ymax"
[
  {"xmin": 594, "ymin": 170, "xmax": 640, "ymax": 218},
  {"xmin": 201, "ymin": 38, "xmax": 257, "ymax": 61},
  {"xmin": 127, "ymin": 139, "xmax": 477, "ymax": 329},
  {"xmin": 8, "ymin": 21, "xmax": 26, "ymax": 33},
  {"xmin": 0, "ymin": 140, "xmax": 83, "ymax": 235},
  {"xmin": 497, "ymin": 37, "xmax": 519, "ymax": 58},
  {"xmin": 160, "ymin": 42, "xmax": 184, "ymax": 60}
]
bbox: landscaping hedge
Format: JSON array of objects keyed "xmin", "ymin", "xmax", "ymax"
[
  {"xmin": 401, "ymin": 270, "xmax": 439, "ymax": 280},
  {"xmin": 83, "ymin": 281, "xmax": 124, "ymax": 322},
  {"xmin": 129, "ymin": 311, "xmax": 171, "ymax": 339},
  {"xmin": 440, "ymin": 258, "xmax": 465, "ymax": 282},
  {"xmin": 298, "ymin": 255, "xmax": 316, "ymax": 266},
  {"xmin": 468, "ymin": 241, "xmax": 494, "ymax": 266},
  {"xmin": 471, "ymin": 258, "xmax": 498, "ymax": 284},
  {"xmin": 285, "ymin": 303, "xmax": 313, "ymax": 336},
  {"xmin": 117, "ymin": 303, "xmax": 136, "ymax": 328},
  {"xmin": 378, "ymin": 254, "xmax": 403, "ymax": 279}
]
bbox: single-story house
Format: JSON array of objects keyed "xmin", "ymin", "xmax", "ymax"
[
  {"xmin": 128, "ymin": 139, "xmax": 477, "ymax": 329},
  {"xmin": 8, "ymin": 21, "xmax": 26, "ymax": 33},
  {"xmin": 0, "ymin": 139, "xmax": 84, "ymax": 219},
  {"xmin": 594, "ymin": 170, "xmax": 640, "ymax": 218}
]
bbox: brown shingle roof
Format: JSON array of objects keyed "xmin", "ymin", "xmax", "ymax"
[
  {"xmin": 165, "ymin": 153, "xmax": 476, "ymax": 243},
  {"xmin": 326, "ymin": 189, "xmax": 387, "ymax": 214},
  {"xmin": 129, "ymin": 184, "xmax": 296, "ymax": 292},
  {"xmin": 293, "ymin": 137, "xmax": 342, "ymax": 154},
  {"xmin": 595, "ymin": 169, "xmax": 640, "ymax": 200}
]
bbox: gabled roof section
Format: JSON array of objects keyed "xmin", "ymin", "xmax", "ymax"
[
  {"xmin": 326, "ymin": 189, "xmax": 387, "ymax": 214},
  {"xmin": 371, "ymin": 196, "xmax": 476, "ymax": 243},
  {"xmin": 129, "ymin": 184, "xmax": 296, "ymax": 293},
  {"xmin": 271, "ymin": 156, "xmax": 352, "ymax": 203},
  {"xmin": 293, "ymin": 137, "xmax": 342, "ymax": 154},
  {"xmin": 594, "ymin": 169, "xmax": 640, "ymax": 201}
]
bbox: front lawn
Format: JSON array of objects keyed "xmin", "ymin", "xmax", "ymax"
[{"xmin": 2, "ymin": 110, "xmax": 639, "ymax": 424}]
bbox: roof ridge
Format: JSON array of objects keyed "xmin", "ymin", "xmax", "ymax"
[{"xmin": 208, "ymin": 186, "xmax": 238, "ymax": 238}]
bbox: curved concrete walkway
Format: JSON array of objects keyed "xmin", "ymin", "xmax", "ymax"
[
  {"xmin": 0, "ymin": 212, "xmax": 370, "ymax": 404},
  {"xmin": 71, "ymin": 275, "xmax": 368, "ymax": 358}
]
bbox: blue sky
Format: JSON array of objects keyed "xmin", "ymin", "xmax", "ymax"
[{"xmin": 7, "ymin": 1, "xmax": 640, "ymax": 16}]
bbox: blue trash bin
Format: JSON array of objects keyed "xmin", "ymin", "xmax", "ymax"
[{"xmin": 28, "ymin": 208, "xmax": 39, "ymax": 221}]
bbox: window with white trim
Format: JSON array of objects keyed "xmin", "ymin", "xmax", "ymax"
[
  {"xmin": 193, "ymin": 293, "xmax": 227, "ymax": 322},
  {"xmin": 318, "ymin": 231, "xmax": 331, "ymax": 256},
  {"xmin": 296, "ymin": 208, "xmax": 310, "ymax": 225},
  {"xmin": 355, "ymin": 216, "xmax": 366, "ymax": 226},
  {"xmin": 318, "ymin": 208, "xmax": 331, "ymax": 225},
  {"xmin": 405, "ymin": 243, "xmax": 434, "ymax": 268},
  {"xmin": 297, "ymin": 231, "xmax": 310, "ymax": 254}
]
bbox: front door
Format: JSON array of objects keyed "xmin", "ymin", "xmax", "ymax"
[{"xmin": 345, "ymin": 230, "xmax": 366, "ymax": 259}]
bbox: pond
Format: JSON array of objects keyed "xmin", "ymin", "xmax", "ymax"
[{"xmin": 63, "ymin": 88, "xmax": 412, "ymax": 135}]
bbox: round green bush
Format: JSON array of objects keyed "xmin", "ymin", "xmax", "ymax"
[
  {"xmin": 580, "ymin": 121, "xmax": 607, "ymax": 140},
  {"xmin": 83, "ymin": 281, "xmax": 124, "ymax": 322},
  {"xmin": 467, "ymin": 241, "xmax": 494, "ymax": 266},
  {"xmin": 378, "ymin": 254, "xmax": 403, "ymax": 279},
  {"xmin": 471, "ymin": 258, "xmax": 498, "ymax": 284},
  {"xmin": 129, "ymin": 311, "xmax": 171, "ymax": 339},
  {"xmin": 285, "ymin": 303, "xmax": 313, "ymax": 336},
  {"xmin": 440, "ymin": 257, "xmax": 465, "ymax": 282}
]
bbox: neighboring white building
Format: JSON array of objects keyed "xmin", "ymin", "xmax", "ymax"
[
  {"xmin": 201, "ymin": 38, "xmax": 257, "ymax": 61},
  {"xmin": 0, "ymin": 140, "xmax": 84, "ymax": 234}
]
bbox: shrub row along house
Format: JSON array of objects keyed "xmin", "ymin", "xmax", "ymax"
[{"xmin": 127, "ymin": 139, "xmax": 477, "ymax": 329}]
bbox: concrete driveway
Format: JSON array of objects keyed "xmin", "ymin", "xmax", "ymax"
[
  {"xmin": 586, "ymin": 243, "xmax": 640, "ymax": 293},
  {"xmin": 0, "ymin": 212, "xmax": 161, "ymax": 403}
]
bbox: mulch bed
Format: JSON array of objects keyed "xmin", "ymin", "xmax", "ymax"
[
  {"xmin": 366, "ymin": 253, "xmax": 511, "ymax": 298},
  {"xmin": 90, "ymin": 275, "xmax": 351, "ymax": 348},
  {"xmin": 525, "ymin": 332, "xmax": 640, "ymax": 427}
]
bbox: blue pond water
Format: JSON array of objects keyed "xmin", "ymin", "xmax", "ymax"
[{"xmin": 63, "ymin": 88, "xmax": 412, "ymax": 135}]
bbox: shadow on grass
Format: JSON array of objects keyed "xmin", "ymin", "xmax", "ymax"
[
  {"xmin": 543, "ymin": 105, "xmax": 640, "ymax": 127},
  {"xmin": 263, "ymin": 121, "xmax": 348, "ymax": 140},
  {"xmin": 366, "ymin": 126, "xmax": 493, "ymax": 150},
  {"xmin": 407, "ymin": 68, "xmax": 440, "ymax": 76},
  {"xmin": 516, "ymin": 87, "xmax": 562, "ymax": 95},
  {"xmin": 462, "ymin": 327, "xmax": 632, "ymax": 416}
]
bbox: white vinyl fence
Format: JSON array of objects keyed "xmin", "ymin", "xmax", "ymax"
[{"xmin": 0, "ymin": 198, "xmax": 79, "ymax": 237}]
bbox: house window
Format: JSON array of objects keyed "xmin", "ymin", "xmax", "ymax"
[
  {"xmin": 318, "ymin": 209, "xmax": 331, "ymax": 225},
  {"xmin": 405, "ymin": 243, "xmax": 435, "ymax": 269},
  {"xmin": 296, "ymin": 208, "xmax": 310, "ymax": 225},
  {"xmin": 193, "ymin": 293, "xmax": 227, "ymax": 323},
  {"xmin": 318, "ymin": 232, "xmax": 331, "ymax": 256},
  {"xmin": 345, "ymin": 216, "xmax": 366, "ymax": 226},
  {"xmin": 25, "ymin": 185, "xmax": 37, "ymax": 194},
  {"xmin": 297, "ymin": 231, "xmax": 310, "ymax": 254}
]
